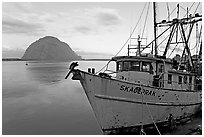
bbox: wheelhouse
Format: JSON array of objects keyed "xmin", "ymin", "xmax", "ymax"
[
  {"xmin": 116, "ymin": 60, "xmax": 153, "ymax": 74},
  {"xmin": 111, "ymin": 55, "xmax": 198, "ymax": 91}
]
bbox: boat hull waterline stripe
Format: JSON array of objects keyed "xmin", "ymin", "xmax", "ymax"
[{"xmin": 95, "ymin": 94, "xmax": 201, "ymax": 106}]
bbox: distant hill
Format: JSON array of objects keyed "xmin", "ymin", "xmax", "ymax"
[{"xmin": 21, "ymin": 36, "xmax": 81, "ymax": 61}]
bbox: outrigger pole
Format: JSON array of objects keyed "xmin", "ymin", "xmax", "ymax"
[{"xmin": 153, "ymin": 2, "xmax": 158, "ymax": 56}]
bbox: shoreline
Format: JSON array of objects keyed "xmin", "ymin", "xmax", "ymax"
[{"xmin": 2, "ymin": 58, "xmax": 110, "ymax": 62}]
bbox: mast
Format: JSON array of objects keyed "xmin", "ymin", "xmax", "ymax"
[
  {"xmin": 153, "ymin": 2, "xmax": 158, "ymax": 56},
  {"xmin": 199, "ymin": 42, "xmax": 202, "ymax": 59}
]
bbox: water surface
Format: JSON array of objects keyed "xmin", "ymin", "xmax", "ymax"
[{"xmin": 2, "ymin": 60, "xmax": 114, "ymax": 135}]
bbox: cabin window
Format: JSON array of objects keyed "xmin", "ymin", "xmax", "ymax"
[
  {"xmin": 130, "ymin": 61, "xmax": 140, "ymax": 71},
  {"xmin": 183, "ymin": 75, "xmax": 187, "ymax": 84},
  {"xmin": 117, "ymin": 61, "xmax": 141, "ymax": 71},
  {"xmin": 117, "ymin": 61, "xmax": 152, "ymax": 73},
  {"xmin": 178, "ymin": 76, "xmax": 182, "ymax": 84},
  {"xmin": 117, "ymin": 61, "xmax": 123, "ymax": 71},
  {"xmin": 168, "ymin": 74, "xmax": 172, "ymax": 84},
  {"xmin": 123, "ymin": 61, "xmax": 131, "ymax": 71},
  {"xmin": 189, "ymin": 76, "xmax": 192, "ymax": 84},
  {"xmin": 142, "ymin": 62, "xmax": 150, "ymax": 72}
]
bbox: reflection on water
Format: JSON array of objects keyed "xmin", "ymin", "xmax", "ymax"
[
  {"xmin": 2, "ymin": 61, "xmax": 112, "ymax": 135},
  {"xmin": 26, "ymin": 62, "xmax": 69, "ymax": 84}
]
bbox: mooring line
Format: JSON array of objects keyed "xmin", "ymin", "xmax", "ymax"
[{"xmin": 145, "ymin": 102, "xmax": 161, "ymax": 135}]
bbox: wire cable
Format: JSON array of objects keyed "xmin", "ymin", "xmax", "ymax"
[
  {"xmin": 141, "ymin": 2, "xmax": 150, "ymax": 38},
  {"xmin": 193, "ymin": 2, "xmax": 201, "ymax": 15},
  {"xmin": 96, "ymin": 3, "xmax": 148, "ymax": 74},
  {"xmin": 114, "ymin": 3, "xmax": 147, "ymax": 57},
  {"xmin": 167, "ymin": 2, "xmax": 198, "ymax": 58}
]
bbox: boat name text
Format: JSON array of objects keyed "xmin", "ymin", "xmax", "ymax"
[{"xmin": 120, "ymin": 85, "xmax": 156, "ymax": 96}]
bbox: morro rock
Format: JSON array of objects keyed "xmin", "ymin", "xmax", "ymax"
[{"xmin": 22, "ymin": 36, "xmax": 81, "ymax": 61}]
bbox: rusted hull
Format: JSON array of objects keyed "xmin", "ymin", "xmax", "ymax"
[{"xmin": 72, "ymin": 69, "xmax": 202, "ymax": 133}]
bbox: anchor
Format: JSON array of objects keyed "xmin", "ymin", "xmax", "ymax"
[{"xmin": 65, "ymin": 62, "xmax": 78, "ymax": 79}]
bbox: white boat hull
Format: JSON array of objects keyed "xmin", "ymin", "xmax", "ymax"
[{"xmin": 72, "ymin": 69, "xmax": 202, "ymax": 133}]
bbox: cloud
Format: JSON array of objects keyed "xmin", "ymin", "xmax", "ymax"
[
  {"xmin": 74, "ymin": 25, "xmax": 96, "ymax": 35},
  {"xmin": 2, "ymin": 2, "xmax": 33, "ymax": 14},
  {"xmin": 12, "ymin": 2, "xmax": 33, "ymax": 13},
  {"xmin": 74, "ymin": 26, "xmax": 93, "ymax": 34},
  {"xmin": 94, "ymin": 8, "xmax": 122, "ymax": 26},
  {"xmin": 2, "ymin": 16, "xmax": 44, "ymax": 35},
  {"xmin": 71, "ymin": 7, "xmax": 123, "ymax": 35}
]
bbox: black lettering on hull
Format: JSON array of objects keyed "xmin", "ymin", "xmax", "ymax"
[{"xmin": 119, "ymin": 85, "xmax": 156, "ymax": 96}]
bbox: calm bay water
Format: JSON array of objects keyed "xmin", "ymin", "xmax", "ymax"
[{"xmin": 2, "ymin": 60, "xmax": 115, "ymax": 135}]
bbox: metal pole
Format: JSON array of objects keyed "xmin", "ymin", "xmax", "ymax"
[
  {"xmin": 153, "ymin": 2, "xmax": 158, "ymax": 56},
  {"xmin": 177, "ymin": 4, "xmax": 179, "ymax": 19}
]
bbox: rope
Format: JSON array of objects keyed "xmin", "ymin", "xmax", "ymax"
[
  {"xmin": 180, "ymin": 5, "xmax": 187, "ymax": 12},
  {"xmin": 145, "ymin": 102, "xmax": 162, "ymax": 135},
  {"xmin": 141, "ymin": 26, "xmax": 172, "ymax": 53},
  {"xmin": 166, "ymin": 3, "xmax": 170, "ymax": 21},
  {"xmin": 114, "ymin": 3, "xmax": 147, "ymax": 57},
  {"xmin": 167, "ymin": 42, "xmax": 180, "ymax": 58},
  {"xmin": 183, "ymin": 2, "xmax": 195, "ymax": 17},
  {"xmin": 140, "ymin": 129, "xmax": 146, "ymax": 135},
  {"xmin": 196, "ymin": 26, "xmax": 202, "ymax": 55},
  {"xmin": 166, "ymin": 2, "xmax": 197, "ymax": 58},
  {"xmin": 167, "ymin": 23, "xmax": 190, "ymax": 58},
  {"xmin": 95, "ymin": 60, "xmax": 111, "ymax": 74},
  {"xmin": 96, "ymin": 3, "xmax": 147, "ymax": 74},
  {"xmin": 140, "ymin": 84, "xmax": 145, "ymax": 135},
  {"xmin": 190, "ymin": 43, "xmax": 199, "ymax": 50},
  {"xmin": 141, "ymin": 2, "xmax": 150, "ymax": 38},
  {"xmin": 157, "ymin": 33, "xmax": 170, "ymax": 51},
  {"xmin": 96, "ymin": 2, "xmax": 201, "ymax": 74},
  {"xmin": 165, "ymin": 6, "xmax": 177, "ymax": 21},
  {"xmin": 193, "ymin": 2, "xmax": 201, "ymax": 15},
  {"xmin": 139, "ymin": 84, "xmax": 161, "ymax": 135}
]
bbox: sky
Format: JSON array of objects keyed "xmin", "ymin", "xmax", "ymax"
[{"xmin": 2, "ymin": 1, "xmax": 202, "ymax": 59}]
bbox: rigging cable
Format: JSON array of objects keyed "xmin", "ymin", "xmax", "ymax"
[
  {"xmin": 165, "ymin": 6, "xmax": 177, "ymax": 21},
  {"xmin": 167, "ymin": 24, "xmax": 190, "ymax": 58},
  {"xmin": 183, "ymin": 2, "xmax": 195, "ymax": 17},
  {"xmin": 157, "ymin": 33, "xmax": 171, "ymax": 52},
  {"xmin": 140, "ymin": 85, "xmax": 146, "ymax": 135},
  {"xmin": 141, "ymin": 25, "xmax": 172, "ymax": 53},
  {"xmin": 196, "ymin": 26, "xmax": 202, "ymax": 55},
  {"xmin": 142, "ymin": 2, "xmax": 195, "ymax": 56},
  {"xmin": 150, "ymin": 3, "xmax": 175, "ymax": 53},
  {"xmin": 189, "ymin": 2, "xmax": 201, "ymax": 52},
  {"xmin": 96, "ymin": 3, "xmax": 147, "ymax": 74},
  {"xmin": 180, "ymin": 5, "xmax": 187, "ymax": 12},
  {"xmin": 167, "ymin": 2, "xmax": 198, "ymax": 58},
  {"xmin": 114, "ymin": 3, "xmax": 147, "ymax": 57},
  {"xmin": 193, "ymin": 2, "xmax": 201, "ymax": 14},
  {"xmin": 166, "ymin": 3, "xmax": 170, "ymax": 21},
  {"xmin": 141, "ymin": 2, "xmax": 191, "ymax": 54},
  {"xmin": 191, "ymin": 25, "xmax": 202, "ymax": 51},
  {"xmin": 141, "ymin": 2, "xmax": 150, "ymax": 38}
]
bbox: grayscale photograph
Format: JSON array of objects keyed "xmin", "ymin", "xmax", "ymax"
[{"xmin": 2, "ymin": 1, "xmax": 202, "ymax": 135}]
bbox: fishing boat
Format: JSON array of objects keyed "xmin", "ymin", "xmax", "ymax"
[{"xmin": 65, "ymin": 2, "xmax": 202, "ymax": 134}]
